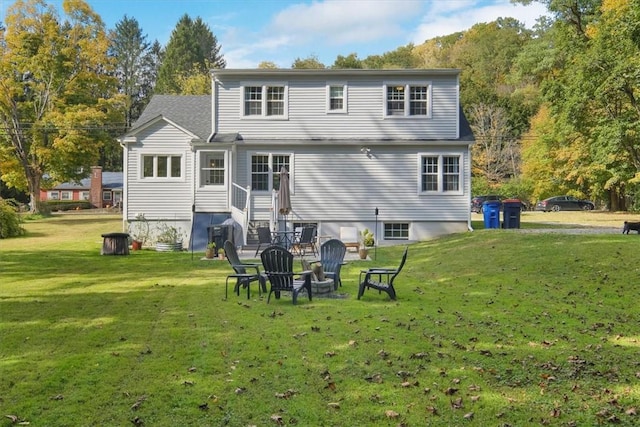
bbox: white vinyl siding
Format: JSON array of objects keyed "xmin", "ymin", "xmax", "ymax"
[
  {"xmin": 124, "ymin": 120, "xmax": 195, "ymax": 220},
  {"xmin": 217, "ymin": 76, "xmax": 452, "ymax": 139},
  {"xmin": 236, "ymin": 144, "xmax": 469, "ymax": 225}
]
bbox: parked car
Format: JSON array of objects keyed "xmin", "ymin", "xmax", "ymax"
[
  {"xmin": 535, "ymin": 196, "xmax": 595, "ymax": 212},
  {"xmin": 471, "ymin": 195, "xmax": 502, "ymax": 213}
]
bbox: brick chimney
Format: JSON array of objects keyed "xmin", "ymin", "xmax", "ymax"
[{"xmin": 90, "ymin": 166, "xmax": 103, "ymax": 208}]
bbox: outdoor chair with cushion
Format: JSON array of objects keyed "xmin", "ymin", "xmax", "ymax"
[
  {"xmin": 260, "ymin": 245, "xmax": 313, "ymax": 304},
  {"xmin": 254, "ymin": 226, "xmax": 274, "ymax": 257},
  {"xmin": 291, "ymin": 226, "xmax": 317, "ymax": 257},
  {"xmin": 224, "ymin": 240, "xmax": 267, "ymax": 299},
  {"xmin": 357, "ymin": 246, "xmax": 408, "ymax": 301},
  {"xmin": 339, "ymin": 226, "xmax": 360, "ymax": 252},
  {"xmin": 313, "ymin": 238, "xmax": 346, "ymax": 289}
]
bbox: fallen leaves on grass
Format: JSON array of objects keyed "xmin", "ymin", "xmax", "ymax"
[
  {"xmin": 270, "ymin": 414, "xmax": 284, "ymax": 424},
  {"xmin": 385, "ymin": 410, "xmax": 400, "ymax": 419},
  {"xmin": 275, "ymin": 389, "xmax": 297, "ymax": 399},
  {"xmin": 130, "ymin": 395, "xmax": 147, "ymax": 411}
]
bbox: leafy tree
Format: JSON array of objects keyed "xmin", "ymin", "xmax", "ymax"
[
  {"xmin": 332, "ymin": 53, "xmax": 363, "ymax": 69},
  {"xmin": 0, "ymin": 0, "xmax": 125, "ymax": 214},
  {"xmin": 0, "ymin": 198, "xmax": 25, "ymax": 238},
  {"xmin": 258, "ymin": 61, "xmax": 278, "ymax": 69},
  {"xmin": 175, "ymin": 61, "xmax": 212, "ymax": 95},
  {"xmin": 109, "ymin": 15, "xmax": 158, "ymax": 127},
  {"xmin": 291, "ymin": 55, "xmax": 325, "ymax": 69},
  {"xmin": 362, "ymin": 44, "xmax": 421, "ymax": 69},
  {"xmin": 155, "ymin": 14, "xmax": 225, "ymax": 94},
  {"xmin": 468, "ymin": 103, "xmax": 520, "ymax": 184},
  {"xmin": 518, "ymin": 0, "xmax": 640, "ymax": 209}
]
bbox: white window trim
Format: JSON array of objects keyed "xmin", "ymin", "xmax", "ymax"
[
  {"xmin": 139, "ymin": 153, "xmax": 184, "ymax": 181},
  {"xmin": 326, "ymin": 82, "xmax": 348, "ymax": 114},
  {"xmin": 48, "ymin": 191, "xmax": 60, "ymax": 200},
  {"xmin": 102, "ymin": 191, "xmax": 112, "ymax": 201},
  {"xmin": 80, "ymin": 191, "xmax": 90, "ymax": 200},
  {"xmin": 417, "ymin": 153, "xmax": 463, "ymax": 195},
  {"xmin": 383, "ymin": 81, "xmax": 432, "ymax": 119},
  {"xmin": 248, "ymin": 151, "xmax": 294, "ymax": 193},
  {"xmin": 60, "ymin": 191, "xmax": 72, "ymax": 200},
  {"xmin": 198, "ymin": 150, "xmax": 228, "ymax": 189},
  {"xmin": 240, "ymin": 81, "xmax": 289, "ymax": 120},
  {"xmin": 384, "ymin": 222, "xmax": 410, "ymax": 240}
]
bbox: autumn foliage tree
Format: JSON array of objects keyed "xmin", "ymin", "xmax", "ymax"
[{"xmin": 0, "ymin": 0, "xmax": 125, "ymax": 213}]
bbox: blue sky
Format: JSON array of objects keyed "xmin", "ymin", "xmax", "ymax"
[{"xmin": 3, "ymin": 0, "xmax": 549, "ymax": 67}]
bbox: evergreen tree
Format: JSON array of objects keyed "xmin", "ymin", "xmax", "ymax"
[
  {"xmin": 155, "ymin": 14, "xmax": 225, "ymax": 94},
  {"xmin": 109, "ymin": 15, "xmax": 157, "ymax": 127}
]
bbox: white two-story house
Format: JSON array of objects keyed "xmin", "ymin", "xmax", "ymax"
[{"xmin": 120, "ymin": 69, "xmax": 474, "ymax": 250}]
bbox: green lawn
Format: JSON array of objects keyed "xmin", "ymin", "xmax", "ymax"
[{"xmin": 1, "ymin": 214, "xmax": 639, "ymax": 426}]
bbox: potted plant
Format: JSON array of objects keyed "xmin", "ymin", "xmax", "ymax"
[
  {"xmin": 205, "ymin": 242, "xmax": 216, "ymax": 259},
  {"xmin": 218, "ymin": 248, "xmax": 225, "ymax": 260},
  {"xmin": 155, "ymin": 222, "xmax": 184, "ymax": 252},
  {"xmin": 359, "ymin": 228, "xmax": 375, "ymax": 259},
  {"xmin": 128, "ymin": 215, "xmax": 149, "ymax": 250}
]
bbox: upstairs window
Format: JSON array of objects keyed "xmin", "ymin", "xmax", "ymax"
[
  {"xmin": 250, "ymin": 153, "xmax": 291, "ymax": 192},
  {"xmin": 142, "ymin": 155, "xmax": 182, "ymax": 179},
  {"xmin": 384, "ymin": 82, "xmax": 432, "ymax": 118},
  {"xmin": 326, "ymin": 84, "xmax": 347, "ymax": 113},
  {"xmin": 419, "ymin": 154, "xmax": 462, "ymax": 194},
  {"xmin": 242, "ymin": 83, "xmax": 288, "ymax": 118},
  {"xmin": 244, "ymin": 86, "xmax": 262, "ymax": 115}
]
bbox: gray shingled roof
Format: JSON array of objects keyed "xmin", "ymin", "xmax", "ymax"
[
  {"xmin": 53, "ymin": 172, "xmax": 123, "ymax": 190},
  {"xmin": 130, "ymin": 95, "xmax": 211, "ymax": 140}
]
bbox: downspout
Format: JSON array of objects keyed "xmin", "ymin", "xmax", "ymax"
[
  {"xmin": 118, "ymin": 138, "xmax": 129, "ymax": 233},
  {"xmin": 190, "ymin": 142, "xmax": 197, "ymax": 252}
]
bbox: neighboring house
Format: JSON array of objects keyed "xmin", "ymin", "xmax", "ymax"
[
  {"xmin": 40, "ymin": 166, "xmax": 123, "ymax": 209},
  {"xmin": 120, "ymin": 69, "xmax": 474, "ymax": 250}
]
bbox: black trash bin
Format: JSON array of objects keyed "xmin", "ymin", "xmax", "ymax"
[
  {"xmin": 502, "ymin": 199, "xmax": 522, "ymax": 229},
  {"xmin": 482, "ymin": 201, "xmax": 501, "ymax": 229},
  {"xmin": 207, "ymin": 224, "xmax": 232, "ymax": 256}
]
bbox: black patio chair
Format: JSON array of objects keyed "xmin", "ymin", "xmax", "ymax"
[
  {"xmin": 291, "ymin": 226, "xmax": 317, "ymax": 257},
  {"xmin": 254, "ymin": 226, "xmax": 273, "ymax": 257},
  {"xmin": 357, "ymin": 247, "xmax": 408, "ymax": 301},
  {"xmin": 260, "ymin": 245, "xmax": 312, "ymax": 304},
  {"xmin": 313, "ymin": 239, "xmax": 346, "ymax": 289},
  {"xmin": 224, "ymin": 240, "xmax": 267, "ymax": 299}
]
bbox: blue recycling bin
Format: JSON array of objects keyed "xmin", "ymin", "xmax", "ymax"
[
  {"xmin": 502, "ymin": 199, "xmax": 522, "ymax": 229},
  {"xmin": 482, "ymin": 201, "xmax": 501, "ymax": 229}
]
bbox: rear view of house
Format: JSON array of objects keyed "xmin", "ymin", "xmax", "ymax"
[{"xmin": 120, "ymin": 69, "xmax": 474, "ymax": 250}]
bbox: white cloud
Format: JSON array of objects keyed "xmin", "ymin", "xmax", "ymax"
[{"xmin": 269, "ymin": 0, "xmax": 423, "ymax": 45}]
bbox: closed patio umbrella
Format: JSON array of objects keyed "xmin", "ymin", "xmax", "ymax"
[{"xmin": 278, "ymin": 167, "xmax": 291, "ymax": 216}]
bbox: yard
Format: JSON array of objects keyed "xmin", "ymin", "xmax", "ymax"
[{"xmin": 1, "ymin": 212, "xmax": 639, "ymax": 426}]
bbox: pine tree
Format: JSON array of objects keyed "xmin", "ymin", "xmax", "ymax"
[{"xmin": 155, "ymin": 14, "xmax": 225, "ymax": 94}]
